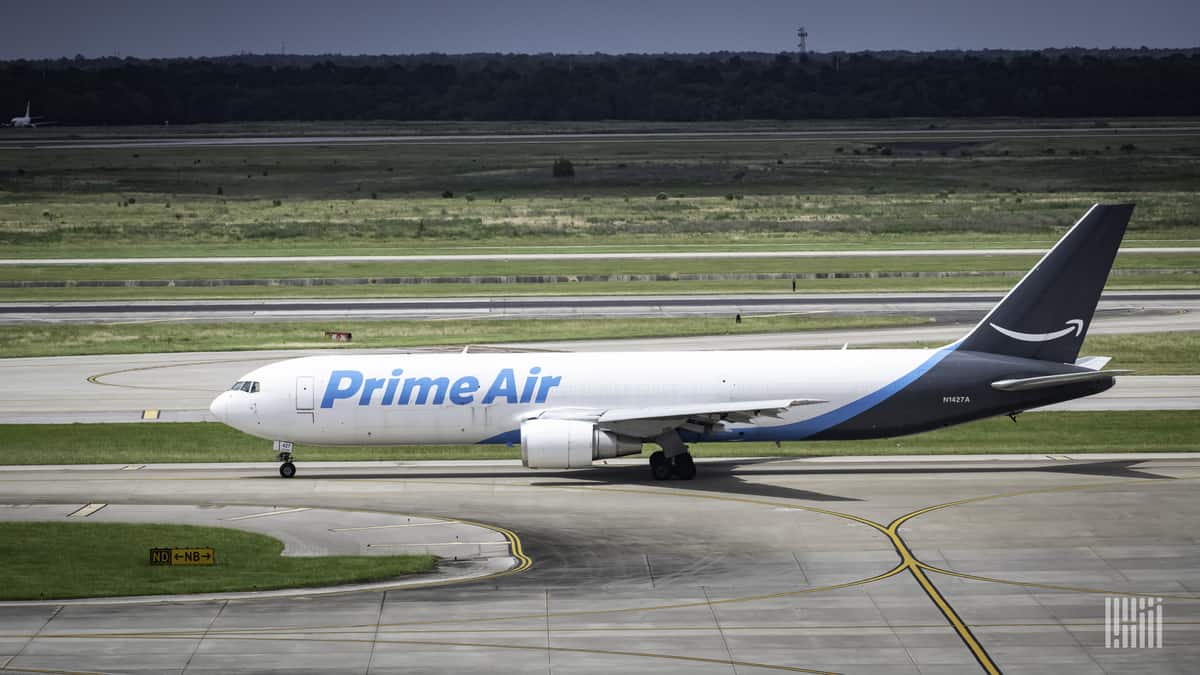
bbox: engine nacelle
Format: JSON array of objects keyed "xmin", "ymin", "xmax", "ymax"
[{"xmin": 520, "ymin": 419, "xmax": 642, "ymax": 469}]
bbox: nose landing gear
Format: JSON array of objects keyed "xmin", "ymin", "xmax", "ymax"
[{"xmin": 274, "ymin": 440, "xmax": 296, "ymax": 478}]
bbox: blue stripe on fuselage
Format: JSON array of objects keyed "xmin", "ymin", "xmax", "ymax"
[
  {"xmin": 479, "ymin": 429, "xmax": 521, "ymax": 446},
  {"xmin": 688, "ymin": 346, "xmax": 956, "ymax": 443},
  {"xmin": 476, "ymin": 346, "xmax": 957, "ymax": 446}
]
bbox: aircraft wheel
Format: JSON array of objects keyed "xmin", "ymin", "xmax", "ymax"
[
  {"xmin": 671, "ymin": 453, "xmax": 696, "ymax": 480},
  {"xmin": 649, "ymin": 451, "xmax": 671, "ymax": 481},
  {"xmin": 279, "ymin": 462, "xmax": 296, "ymax": 479}
]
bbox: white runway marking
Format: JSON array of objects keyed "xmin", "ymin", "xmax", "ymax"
[
  {"xmin": 223, "ymin": 507, "xmax": 311, "ymax": 521},
  {"xmin": 67, "ymin": 503, "xmax": 106, "ymax": 518}
]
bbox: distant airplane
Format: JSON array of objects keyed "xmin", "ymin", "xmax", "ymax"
[
  {"xmin": 210, "ymin": 204, "xmax": 1135, "ymax": 480},
  {"xmin": 6, "ymin": 102, "xmax": 53, "ymax": 128}
]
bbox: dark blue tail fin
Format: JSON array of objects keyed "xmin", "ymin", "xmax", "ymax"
[{"xmin": 956, "ymin": 203, "xmax": 1134, "ymax": 363}]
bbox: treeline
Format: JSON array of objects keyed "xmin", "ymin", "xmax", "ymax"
[{"xmin": 3, "ymin": 50, "xmax": 1199, "ymax": 124}]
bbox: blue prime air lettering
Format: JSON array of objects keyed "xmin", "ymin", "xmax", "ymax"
[{"xmin": 320, "ymin": 368, "xmax": 561, "ymax": 408}]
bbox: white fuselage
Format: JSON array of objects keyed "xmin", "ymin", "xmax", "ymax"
[{"xmin": 210, "ymin": 349, "xmax": 947, "ymax": 446}]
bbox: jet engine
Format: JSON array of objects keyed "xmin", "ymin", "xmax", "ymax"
[{"xmin": 520, "ymin": 419, "xmax": 642, "ymax": 469}]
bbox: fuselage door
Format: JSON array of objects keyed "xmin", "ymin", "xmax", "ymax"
[{"xmin": 296, "ymin": 376, "xmax": 315, "ymax": 411}]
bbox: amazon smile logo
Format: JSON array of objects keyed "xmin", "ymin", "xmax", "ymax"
[{"xmin": 990, "ymin": 319, "xmax": 1084, "ymax": 343}]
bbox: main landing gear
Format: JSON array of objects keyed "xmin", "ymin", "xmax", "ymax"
[
  {"xmin": 649, "ymin": 430, "xmax": 696, "ymax": 481},
  {"xmin": 649, "ymin": 451, "xmax": 696, "ymax": 480},
  {"xmin": 275, "ymin": 440, "xmax": 296, "ymax": 478}
]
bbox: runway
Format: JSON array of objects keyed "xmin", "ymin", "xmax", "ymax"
[
  {"xmin": 1, "ymin": 456, "xmax": 1198, "ymax": 673},
  {"xmin": 2, "ymin": 313, "xmax": 1196, "ymax": 424},
  {"xmin": 4, "ymin": 290, "xmax": 1199, "ymax": 324},
  {"xmin": 3, "ymin": 247, "xmax": 1197, "ymax": 265},
  {"xmin": 6, "ymin": 124, "xmax": 1200, "ymax": 150}
]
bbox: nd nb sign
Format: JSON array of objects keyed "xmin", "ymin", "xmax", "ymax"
[{"xmin": 150, "ymin": 547, "xmax": 215, "ymax": 566}]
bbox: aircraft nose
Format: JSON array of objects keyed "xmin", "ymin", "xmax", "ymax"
[{"xmin": 209, "ymin": 393, "xmax": 228, "ymax": 421}]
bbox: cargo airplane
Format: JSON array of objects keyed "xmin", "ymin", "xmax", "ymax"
[
  {"xmin": 210, "ymin": 204, "xmax": 1134, "ymax": 480},
  {"xmin": 6, "ymin": 102, "xmax": 52, "ymax": 128}
]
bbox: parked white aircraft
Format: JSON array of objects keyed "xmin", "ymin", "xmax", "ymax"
[
  {"xmin": 210, "ymin": 204, "xmax": 1134, "ymax": 480},
  {"xmin": 6, "ymin": 102, "xmax": 51, "ymax": 128}
]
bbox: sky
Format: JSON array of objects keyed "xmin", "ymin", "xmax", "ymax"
[{"xmin": 2, "ymin": 0, "xmax": 1198, "ymax": 60}]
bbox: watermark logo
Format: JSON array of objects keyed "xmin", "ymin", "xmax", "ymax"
[{"xmin": 1105, "ymin": 596, "xmax": 1163, "ymax": 648}]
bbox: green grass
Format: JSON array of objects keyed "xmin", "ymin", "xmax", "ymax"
[
  {"xmin": 3, "ymin": 120, "xmax": 1198, "ymax": 306},
  {"xmin": 3, "ymin": 115, "xmax": 1200, "ymax": 259},
  {"xmin": 2, "ymin": 226, "xmax": 1198, "ymax": 260},
  {"xmin": 0, "ymin": 314, "xmax": 931, "ymax": 358},
  {"xmin": 0, "ymin": 522, "xmax": 435, "ymax": 600},
  {"xmin": 2, "ymin": 273, "xmax": 1196, "ymax": 302},
  {"xmin": 3, "ymin": 252, "xmax": 1194, "ymax": 282},
  {"xmin": 872, "ymin": 332, "xmax": 1200, "ymax": 376},
  {"xmin": 3, "ymin": 191, "xmax": 1199, "ymax": 260},
  {"xmin": 1, "ymin": 248, "xmax": 1193, "ymax": 302},
  {"xmin": 1080, "ymin": 333, "xmax": 1200, "ymax": 375},
  {"xmin": 0, "ymin": 411, "xmax": 1194, "ymax": 466}
]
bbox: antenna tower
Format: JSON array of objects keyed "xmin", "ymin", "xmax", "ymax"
[{"xmin": 797, "ymin": 26, "xmax": 808, "ymax": 54}]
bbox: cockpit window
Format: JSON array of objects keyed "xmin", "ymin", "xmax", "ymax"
[{"xmin": 229, "ymin": 381, "xmax": 260, "ymax": 393}]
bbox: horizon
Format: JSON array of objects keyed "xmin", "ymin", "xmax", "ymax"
[
  {"xmin": 4, "ymin": 45, "xmax": 1198, "ymax": 64},
  {"xmin": 2, "ymin": 1, "xmax": 1199, "ymax": 61}
]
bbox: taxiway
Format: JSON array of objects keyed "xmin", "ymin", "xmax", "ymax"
[{"xmin": 0, "ymin": 456, "xmax": 1197, "ymax": 673}]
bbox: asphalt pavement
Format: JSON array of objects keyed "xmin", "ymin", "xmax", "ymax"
[{"xmin": 1, "ymin": 455, "xmax": 1197, "ymax": 673}]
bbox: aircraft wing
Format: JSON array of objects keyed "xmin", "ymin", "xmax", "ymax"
[
  {"xmin": 598, "ymin": 399, "xmax": 826, "ymax": 424},
  {"xmin": 534, "ymin": 398, "xmax": 825, "ymax": 438}
]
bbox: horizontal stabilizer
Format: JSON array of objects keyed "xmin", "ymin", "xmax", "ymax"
[{"xmin": 991, "ymin": 369, "xmax": 1131, "ymax": 392}]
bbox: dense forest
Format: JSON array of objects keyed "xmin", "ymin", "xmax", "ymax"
[{"xmin": 2, "ymin": 50, "xmax": 1199, "ymax": 125}]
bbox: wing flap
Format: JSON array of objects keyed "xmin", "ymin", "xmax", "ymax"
[{"xmin": 991, "ymin": 369, "xmax": 1131, "ymax": 392}]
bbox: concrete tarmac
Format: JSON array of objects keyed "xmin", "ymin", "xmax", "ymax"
[
  {"xmin": 7, "ymin": 123, "xmax": 1200, "ymax": 150},
  {"xmin": 3, "ymin": 290, "xmax": 1198, "ymax": 324},
  {"xmin": 3, "ymin": 247, "xmax": 1197, "ymax": 265},
  {"xmin": 0, "ymin": 456, "xmax": 1197, "ymax": 673},
  {"xmin": 1, "ymin": 313, "xmax": 1196, "ymax": 423}
]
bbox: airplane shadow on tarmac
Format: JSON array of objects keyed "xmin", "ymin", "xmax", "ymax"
[
  {"xmin": 291, "ymin": 458, "xmax": 858, "ymax": 502},
  {"xmin": 286, "ymin": 458, "xmax": 1169, "ymax": 504}
]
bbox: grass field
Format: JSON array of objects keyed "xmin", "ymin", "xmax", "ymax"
[
  {"xmin": 2, "ymin": 119, "xmax": 1196, "ymax": 302},
  {"xmin": 0, "ymin": 314, "xmax": 932, "ymax": 358},
  {"xmin": 5, "ymin": 272, "xmax": 1197, "ymax": 302},
  {"xmin": 0, "ymin": 522, "xmax": 435, "ymax": 600},
  {"xmin": 2, "ymin": 191, "xmax": 1198, "ymax": 261},
  {"xmin": 3, "ymin": 118, "xmax": 1199, "ymax": 260},
  {"xmin": 2, "ymin": 245, "xmax": 1195, "ymax": 301},
  {"xmin": 0, "ymin": 411, "xmax": 1194, "ymax": 466},
  {"xmin": 0, "ymin": 315, "xmax": 1195, "ymax": 373},
  {"xmin": 4, "ymin": 251, "xmax": 1195, "ymax": 282},
  {"xmin": 864, "ymin": 332, "xmax": 1200, "ymax": 376}
]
